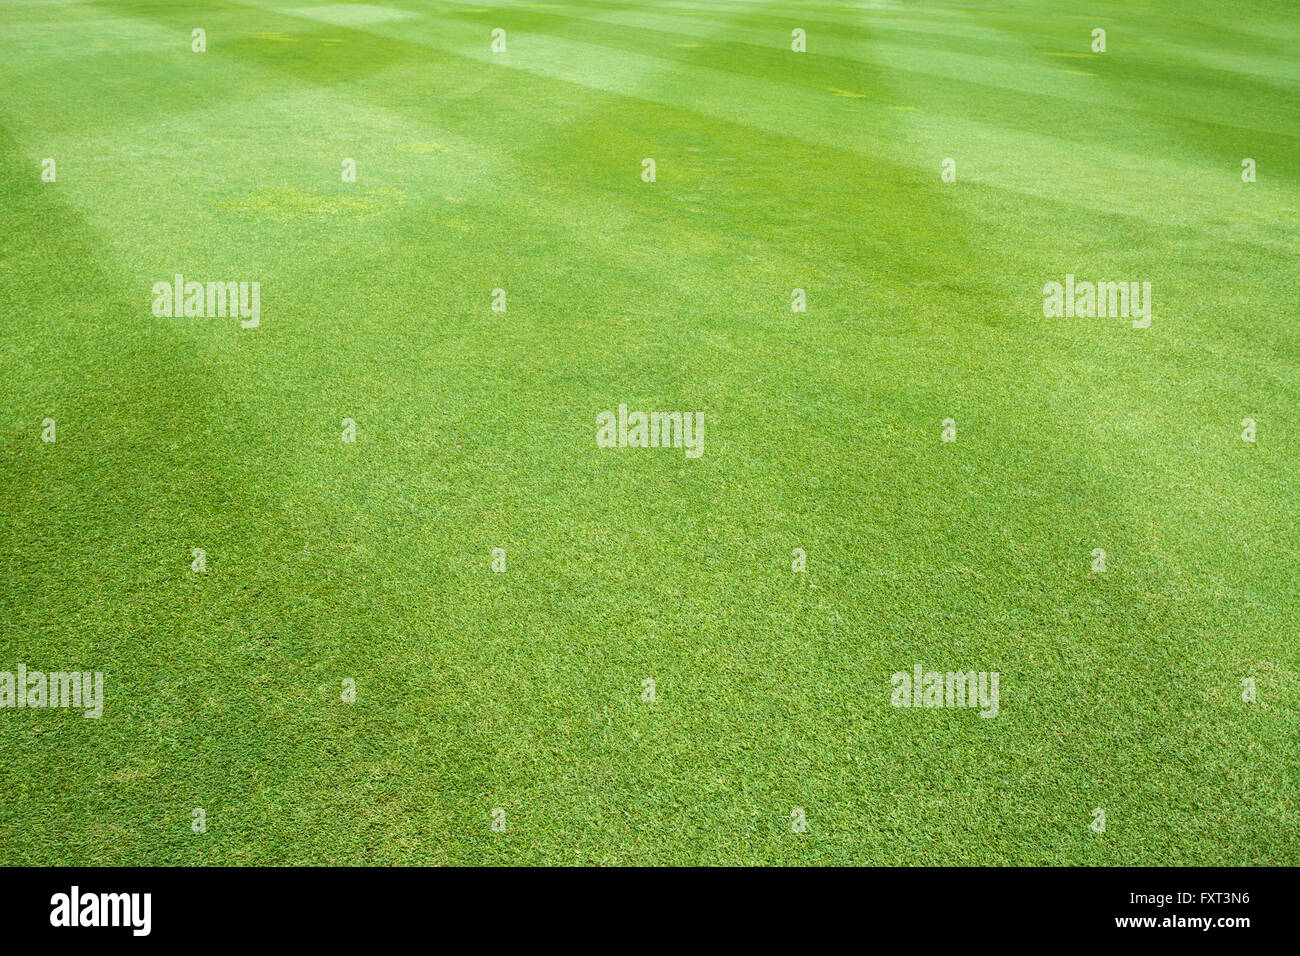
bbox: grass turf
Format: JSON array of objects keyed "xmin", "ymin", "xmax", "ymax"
[{"xmin": 0, "ymin": 0, "xmax": 1297, "ymax": 865}]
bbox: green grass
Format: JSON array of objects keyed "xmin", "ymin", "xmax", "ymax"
[{"xmin": 0, "ymin": 0, "xmax": 1296, "ymax": 866}]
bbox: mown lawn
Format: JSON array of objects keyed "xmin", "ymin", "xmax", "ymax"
[{"xmin": 0, "ymin": 0, "xmax": 1296, "ymax": 865}]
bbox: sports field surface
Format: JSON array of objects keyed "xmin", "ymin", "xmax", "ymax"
[{"xmin": 0, "ymin": 0, "xmax": 1296, "ymax": 866}]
